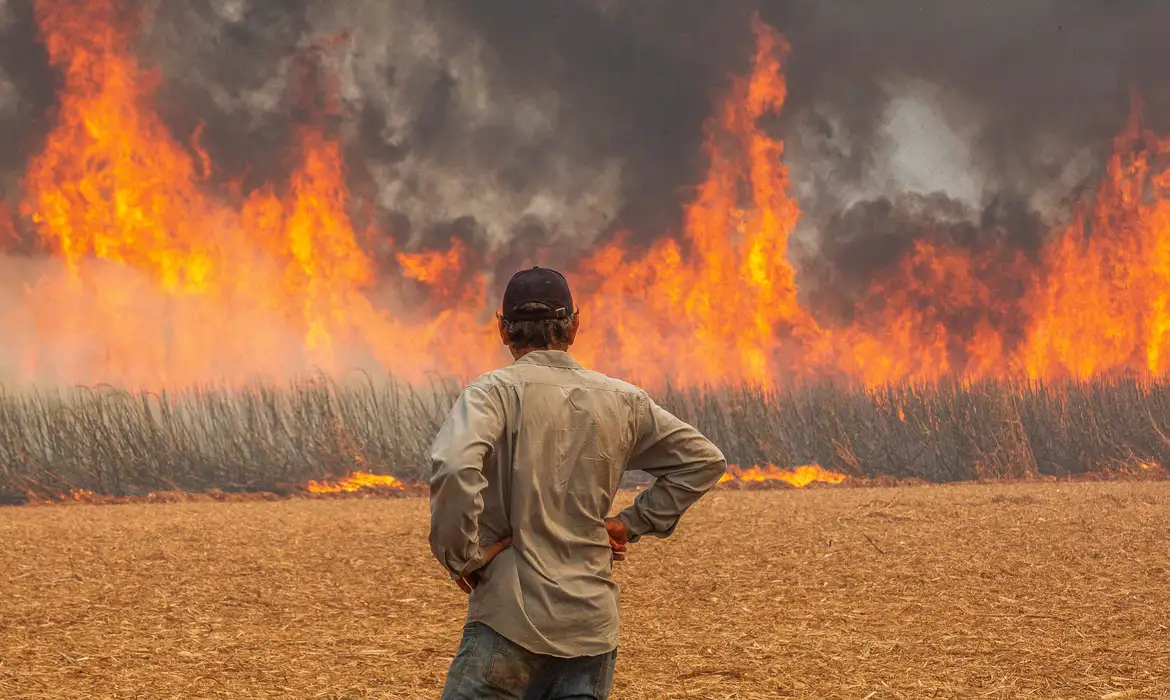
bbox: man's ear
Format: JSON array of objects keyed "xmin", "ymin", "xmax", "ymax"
[
  {"xmin": 566, "ymin": 311, "xmax": 581, "ymax": 346},
  {"xmin": 497, "ymin": 314, "xmax": 509, "ymax": 347}
]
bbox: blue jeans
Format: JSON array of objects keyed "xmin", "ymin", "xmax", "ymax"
[{"xmin": 440, "ymin": 622, "xmax": 616, "ymax": 700}]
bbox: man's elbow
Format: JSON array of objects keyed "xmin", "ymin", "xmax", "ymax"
[
  {"xmin": 709, "ymin": 452, "xmax": 728, "ymax": 485},
  {"xmin": 696, "ymin": 441, "xmax": 728, "ymax": 488},
  {"xmin": 428, "ymin": 535, "xmax": 466, "ymax": 578},
  {"xmin": 429, "ymin": 520, "xmax": 480, "ymax": 572},
  {"xmin": 427, "ymin": 526, "xmax": 449, "ymax": 569}
]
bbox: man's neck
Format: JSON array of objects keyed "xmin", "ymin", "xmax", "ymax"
[{"xmin": 511, "ymin": 345, "xmax": 570, "ymax": 361}]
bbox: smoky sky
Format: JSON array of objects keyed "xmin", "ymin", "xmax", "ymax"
[
  {"xmin": 763, "ymin": 0, "xmax": 1167, "ymax": 212},
  {"xmin": 0, "ymin": 0, "xmax": 1164, "ymax": 285}
]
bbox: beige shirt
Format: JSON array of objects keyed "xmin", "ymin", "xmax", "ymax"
[{"xmin": 429, "ymin": 350, "xmax": 727, "ymax": 658}]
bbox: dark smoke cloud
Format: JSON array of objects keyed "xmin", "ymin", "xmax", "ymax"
[
  {"xmin": 0, "ymin": 1, "xmax": 55, "ymax": 222},
  {"xmin": 802, "ymin": 192, "xmax": 1044, "ymax": 332},
  {"xmin": 758, "ymin": 0, "xmax": 1166, "ymax": 304},
  {"xmin": 763, "ymin": 0, "xmax": 1168, "ymax": 212},
  {"xmin": 0, "ymin": 0, "xmax": 1164, "ymax": 298},
  {"xmin": 432, "ymin": 0, "xmax": 756, "ymax": 248},
  {"xmin": 140, "ymin": 0, "xmax": 643, "ymax": 269}
]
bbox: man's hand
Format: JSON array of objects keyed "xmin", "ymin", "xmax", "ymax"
[
  {"xmin": 453, "ymin": 537, "xmax": 512, "ymax": 594},
  {"xmin": 605, "ymin": 517, "xmax": 630, "ymax": 562}
]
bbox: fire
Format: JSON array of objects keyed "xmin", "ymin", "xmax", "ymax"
[
  {"xmin": 572, "ymin": 18, "xmax": 814, "ymax": 386},
  {"xmin": 306, "ymin": 472, "xmax": 405, "ymax": 494},
  {"xmin": 1020, "ymin": 105, "xmax": 1170, "ymax": 380},
  {"xmin": 1, "ymin": 5, "xmax": 1168, "ymax": 390},
  {"xmin": 719, "ymin": 464, "xmax": 848, "ymax": 488},
  {"xmin": 9, "ymin": 0, "xmax": 494, "ymax": 388},
  {"xmin": 574, "ymin": 18, "xmax": 1170, "ymax": 387}
]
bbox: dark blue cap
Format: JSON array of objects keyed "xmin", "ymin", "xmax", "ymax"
[{"xmin": 500, "ymin": 266, "xmax": 575, "ymax": 321}]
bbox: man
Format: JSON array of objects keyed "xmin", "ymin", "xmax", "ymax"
[{"xmin": 429, "ymin": 266, "xmax": 727, "ymax": 700}]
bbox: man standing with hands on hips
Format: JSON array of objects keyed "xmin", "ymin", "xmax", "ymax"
[{"xmin": 429, "ymin": 266, "xmax": 727, "ymax": 699}]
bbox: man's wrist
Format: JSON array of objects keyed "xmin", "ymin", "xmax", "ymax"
[
  {"xmin": 616, "ymin": 509, "xmax": 650, "ymax": 543},
  {"xmin": 446, "ymin": 545, "xmax": 487, "ymax": 581}
]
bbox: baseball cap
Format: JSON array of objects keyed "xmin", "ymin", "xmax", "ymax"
[{"xmin": 500, "ymin": 266, "xmax": 575, "ymax": 321}]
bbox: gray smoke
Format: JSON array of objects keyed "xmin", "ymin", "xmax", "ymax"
[
  {"xmin": 768, "ymin": 0, "xmax": 1166, "ymax": 212},
  {"xmin": 0, "ymin": 0, "xmax": 1165, "ymax": 297},
  {"xmin": 139, "ymin": 0, "xmax": 636, "ymax": 272}
]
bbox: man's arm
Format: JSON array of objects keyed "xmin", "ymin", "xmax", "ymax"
[
  {"xmin": 429, "ymin": 383, "xmax": 507, "ymax": 583},
  {"xmin": 614, "ymin": 396, "xmax": 727, "ymax": 543}
]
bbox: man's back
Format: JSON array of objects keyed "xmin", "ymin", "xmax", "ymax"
[{"xmin": 430, "ymin": 349, "xmax": 727, "ymax": 658}]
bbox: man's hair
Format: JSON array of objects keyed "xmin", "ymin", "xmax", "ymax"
[{"xmin": 500, "ymin": 302, "xmax": 577, "ymax": 348}]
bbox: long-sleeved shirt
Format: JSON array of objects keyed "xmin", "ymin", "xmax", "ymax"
[{"xmin": 429, "ymin": 349, "xmax": 727, "ymax": 658}]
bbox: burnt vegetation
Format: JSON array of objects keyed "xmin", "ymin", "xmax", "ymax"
[{"xmin": 2, "ymin": 377, "xmax": 1168, "ymax": 503}]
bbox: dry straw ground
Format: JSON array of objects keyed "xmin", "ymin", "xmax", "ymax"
[{"xmin": 3, "ymin": 483, "xmax": 1169, "ymax": 699}]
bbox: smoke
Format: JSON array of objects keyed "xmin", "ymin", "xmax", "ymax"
[
  {"xmin": 801, "ymin": 192, "xmax": 1045, "ymax": 340},
  {"xmin": 0, "ymin": 1, "xmax": 54, "ymax": 219},
  {"xmin": 0, "ymin": 0, "xmax": 1165, "ymax": 295},
  {"xmin": 760, "ymin": 0, "xmax": 1167, "ymax": 309},
  {"xmin": 768, "ymin": 0, "xmax": 1166, "ymax": 192},
  {"xmin": 137, "ymin": 0, "xmax": 631, "ymax": 271}
]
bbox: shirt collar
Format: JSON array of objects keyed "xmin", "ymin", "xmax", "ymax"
[{"xmin": 513, "ymin": 350, "xmax": 584, "ymax": 370}]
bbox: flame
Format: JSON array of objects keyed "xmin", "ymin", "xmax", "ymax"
[
  {"xmin": 572, "ymin": 18, "xmax": 814, "ymax": 386},
  {"xmin": 306, "ymin": 472, "xmax": 405, "ymax": 494},
  {"xmin": 9, "ymin": 0, "xmax": 494, "ymax": 388},
  {"xmin": 1, "ymin": 5, "xmax": 1169, "ymax": 390},
  {"xmin": 574, "ymin": 17, "xmax": 1170, "ymax": 387},
  {"xmin": 719, "ymin": 463, "xmax": 848, "ymax": 488},
  {"xmin": 1020, "ymin": 104, "xmax": 1170, "ymax": 380}
]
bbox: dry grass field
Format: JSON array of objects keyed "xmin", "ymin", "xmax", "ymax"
[{"xmin": 3, "ymin": 482, "xmax": 1169, "ymax": 699}]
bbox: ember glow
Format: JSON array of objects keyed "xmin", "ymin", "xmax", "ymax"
[
  {"xmin": 719, "ymin": 464, "xmax": 848, "ymax": 488},
  {"xmin": 1, "ymin": 4, "xmax": 1168, "ymax": 390},
  {"xmin": 306, "ymin": 472, "xmax": 405, "ymax": 495}
]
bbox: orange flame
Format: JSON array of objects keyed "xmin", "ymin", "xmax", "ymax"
[
  {"xmin": 572, "ymin": 18, "xmax": 814, "ymax": 386},
  {"xmin": 10, "ymin": 0, "xmax": 495, "ymax": 388},
  {"xmin": 719, "ymin": 463, "xmax": 848, "ymax": 488},
  {"xmin": 306, "ymin": 472, "xmax": 405, "ymax": 494},
  {"xmin": 2, "ymin": 5, "xmax": 1169, "ymax": 391},
  {"xmin": 1020, "ymin": 104, "xmax": 1170, "ymax": 380}
]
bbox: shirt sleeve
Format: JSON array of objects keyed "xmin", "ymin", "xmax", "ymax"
[
  {"xmin": 428, "ymin": 383, "xmax": 505, "ymax": 579},
  {"xmin": 617, "ymin": 396, "xmax": 727, "ymax": 543}
]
